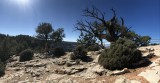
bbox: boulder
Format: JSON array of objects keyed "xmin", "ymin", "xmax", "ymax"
[
  {"xmin": 79, "ymin": 67, "xmax": 98, "ymax": 79},
  {"xmin": 65, "ymin": 66, "xmax": 87, "ymax": 75},
  {"xmin": 92, "ymin": 65, "xmax": 107, "ymax": 76}
]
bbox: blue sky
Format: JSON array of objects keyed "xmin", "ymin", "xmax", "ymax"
[{"xmin": 0, "ymin": 0, "xmax": 159, "ymax": 42}]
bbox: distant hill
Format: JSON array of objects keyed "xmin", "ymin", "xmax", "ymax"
[{"xmin": 50, "ymin": 41, "xmax": 78, "ymax": 51}]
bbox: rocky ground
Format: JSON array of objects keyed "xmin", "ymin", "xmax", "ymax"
[{"xmin": 0, "ymin": 45, "xmax": 160, "ymax": 83}]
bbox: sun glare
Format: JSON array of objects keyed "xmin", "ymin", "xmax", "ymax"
[
  {"xmin": 10, "ymin": 0, "xmax": 30, "ymax": 7},
  {"xmin": 8, "ymin": 0, "xmax": 32, "ymax": 10},
  {"xmin": 16, "ymin": 0, "xmax": 29, "ymax": 6}
]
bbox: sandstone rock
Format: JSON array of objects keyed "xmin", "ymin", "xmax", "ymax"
[
  {"xmin": 94, "ymin": 50, "xmax": 102, "ymax": 55},
  {"xmin": 87, "ymin": 52, "xmax": 92, "ymax": 55},
  {"xmin": 92, "ymin": 65, "xmax": 107, "ymax": 76},
  {"xmin": 93, "ymin": 54, "xmax": 100, "ymax": 63},
  {"xmin": 115, "ymin": 76, "xmax": 140, "ymax": 83},
  {"xmin": 9, "ymin": 61, "xmax": 24, "ymax": 67},
  {"xmin": 14, "ymin": 67, "xmax": 21, "ymax": 71},
  {"xmin": 73, "ymin": 66, "xmax": 87, "ymax": 71},
  {"xmin": 45, "ymin": 68, "xmax": 50, "ymax": 72},
  {"xmin": 31, "ymin": 71, "xmax": 41, "ymax": 77},
  {"xmin": 34, "ymin": 62, "xmax": 46, "ymax": 67},
  {"xmin": 25, "ymin": 62, "xmax": 46, "ymax": 67},
  {"xmin": 149, "ymin": 61, "xmax": 159, "ymax": 67},
  {"xmin": 66, "ymin": 60, "xmax": 80, "ymax": 67},
  {"xmin": 78, "ymin": 65, "xmax": 109, "ymax": 79},
  {"xmin": 53, "ymin": 59, "xmax": 66, "ymax": 66},
  {"xmin": 54, "ymin": 69, "xmax": 66, "ymax": 74},
  {"xmin": 138, "ymin": 69, "xmax": 160, "ymax": 83},
  {"xmin": 80, "ymin": 68, "xmax": 98, "ymax": 79},
  {"xmin": 10, "ymin": 80, "xmax": 19, "ymax": 83},
  {"xmin": 18, "ymin": 81, "xmax": 29, "ymax": 83},
  {"xmin": 45, "ymin": 80, "xmax": 59, "ymax": 83},
  {"xmin": 130, "ymin": 80, "xmax": 141, "ymax": 83},
  {"xmin": 45, "ymin": 73, "xmax": 66, "ymax": 81},
  {"xmin": 58, "ymin": 78, "xmax": 73, "ymax": 83},
  {"xmin": 146, "ymin": 48, "xmax": 155, "ymax": 52},
  {"xmin": 64, "ymin": 66, "xmax": 87, "ymax": 75},
  {"xmin": 0, "ymin": 71, "xmax": 24, "ymax": 82},
  {"xmin": 111, "ymin": 68, "xmax": 130, "ymax": 75},
  {"xmin": 9, "ymin": 55, "xmax": 18, "ymax": 62},
  {"xmin": 115, "ymin": 76, "xmax": 130, "ymax": 83},
  {"xmin": 152, "ymin": 66, "xmax": 160, "ymax": 70},
  {"xmin": 65, "ymin": 69, "xmax": 79, "ymax": 75},
  {"xmin": 25, "ymin": 68, "xmax": 32, "ymax": 73}
]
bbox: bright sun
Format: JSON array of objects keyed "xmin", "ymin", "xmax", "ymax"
[
  {"xmin": 10, "ymin": 0, "xmax": 30, "ymax": 7},
  {"xmin": 16, "ymin": 0, "xmax": 29, "ymax": 5}
]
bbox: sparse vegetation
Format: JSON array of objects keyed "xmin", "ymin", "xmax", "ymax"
[
  {"xmin": 74, "ymin": 7, "xmax": 152, "ymax": 70},
  {"xmin": 71, "ymin": 45, "xmax": 88, "ymax": 61},
  {"xmin": 0, "ymin": 37, "xmax": 11, "ymax": 62},
  {"xmin": 87, "ymin": 44, "xmax": 100, "ymax": 51},
  {"xmin": 0, "ymin": 60, "xmax": 5, "ymax": 77},
  {"xmin": 52, "ymin": 47, "xmax": 65, "ymax": 57},
  {"xmin": 36, "ymin": 22, "xmax": 53, "ymax": 52},
  {"xmin": 50, "ymin": 28, "xmax": 65, "ymax": 43},
  {"xmin": 0, "ymin": 5, "xmax": 154, "ymax": 81},
  {"xmin": 77, "ymin": 33, "xmax": 97, "ymax": 48},
  {"xmin": 19, "ymin": 49, "xmax": 34, "ymax": 62},
  {"xmin": 98, "ymin": 38, "xmax": 142, "ymax": 70}
]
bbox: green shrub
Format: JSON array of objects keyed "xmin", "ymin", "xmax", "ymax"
[
  {"xmin": 71, "ymin": 45, "xmax": 87, "ymax": 61},
  {"xmin": 0, "ymin": 60, "xmax": 5, "ymax": 77},
  {"xmin": 53, "ymin": 47, "xmax": 65, "ymax": 57},
  {"xmin": 87, "ymin": 44, "xmax": 100, "ymax": 51},
  {"xmin": 0, "ymin": 38, "xmax": 11, "ymax": 62},
  {"xmin": 19, "ymin": 49, "xmax": 34, "ymax": 62},
  {"xmin": 98, "ymin": 38, "xmax": 142, "ymax": 70},
  {"xmin": 0, "ymin": 50, "xmax": 10, "ymax": 62}
]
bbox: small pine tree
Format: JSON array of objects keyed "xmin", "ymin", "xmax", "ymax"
[
  {"xmin": 98, "ymin": 38, "xmax": 142, "ymax": 70},
  {"xmin": 0, "ymin": 60, "xmax": 5, "ymax": 77},
  {"xmin": 53, "ymin": 47, "xmax": 65, "ymax": 57},
  {"xmin": 19, "ymin": 49, "xmax": 34, "ymax": 62},
  {"xmin": 0, "ymin": 37, "xmax": 11, "ymax": 62},
  {"xmin": 87, "ymin": 44, "xmax": 100, "ymax": 51},
  {"xmin": 71, "ymin": 45, "xmax": 87, "ymax": 61}
]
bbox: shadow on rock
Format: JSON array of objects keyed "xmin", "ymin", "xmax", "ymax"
[
  {"xmin": 81, "ymin": 56, "xmax": 93, "ymax": 62},
  {"xmin": 131, "ymin": 58, "xmax": 152, "ymax": 69}
]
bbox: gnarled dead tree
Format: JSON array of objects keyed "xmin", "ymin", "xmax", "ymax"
[{"xmin": 74, "ymin": 7, "xmax": 130, "ymax": 47}]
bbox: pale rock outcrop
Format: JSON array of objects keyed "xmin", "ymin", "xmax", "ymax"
[
  {"xmin": 138, "ymin": 69, "xmax": 160, "ymax": 83},
  {"xmin": 111, "ymin": 68, "xmax": 130, "ymax": 75},
  {"xmin": 115, "ymin": 76, "xmax": 140, "ymax": 83}
]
